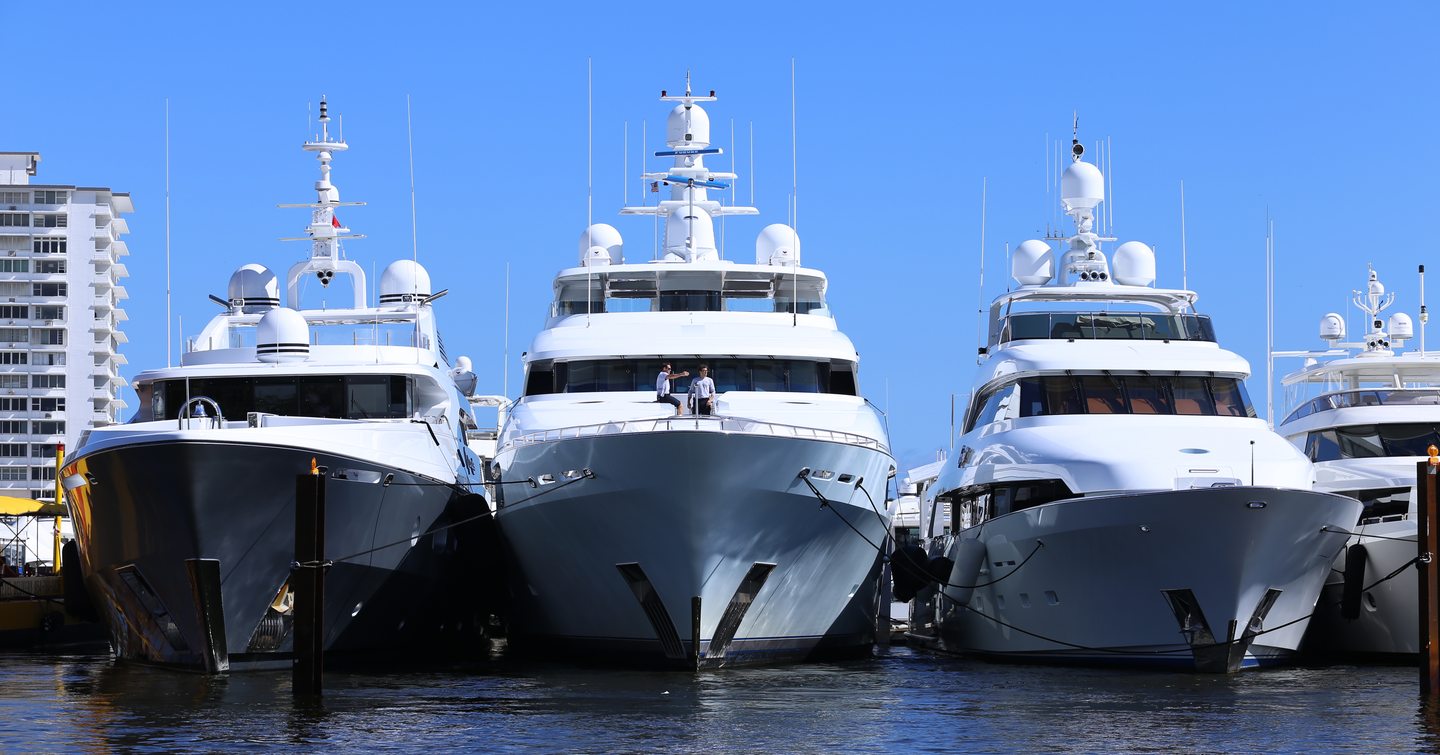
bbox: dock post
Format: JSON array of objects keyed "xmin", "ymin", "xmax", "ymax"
[
  {"xmin": 293, "ymin": 464, "xmax": 326, "ymax": 697},
  {"xmin": 1421, "ymin": 449, "xmax": 1439, "ymax": 694}
]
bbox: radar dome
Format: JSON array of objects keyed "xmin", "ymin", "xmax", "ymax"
[
  {"xmin": 1111, "ymin": 241, "xmax": 1156, "ymax": 287},
  {"xmin": 1320, "ymin": 312, "xmax": 1346, "ymax": 341},
  {"xmin": 379, "ymin": 260, "xmax": 433, "ymax": 305},
  {"xmin": 1061, "ymin": 160, "xmax": 1105, "ymax": 211},
  {"xmin": 666, "ymin": 104, "xmax": 710, "ymax": 147},
  {"xmin": 226, "ymin": 264, "xmax": 279, "ymax": 313},
  {"xmin": 256, "ymin": 307, "xmax": 310, "ymax": 363},
  {"xmin": 756, "ymin": 224, "xmax": 801, "ymax": 266},
  {"xmin": 1390, "ymin": 312, "xmax": 1414, "ymax": 340},
  {"xmin": 1011, "ymin": 240, "xmax": 1054, "ymax": 286},
  {"xmin": 578, "ymin": 223, "xmax": 623, "ymax": 266},
  {"xmin": 665, "ymin": 205, "xmax": 717, "ymax": 261}
]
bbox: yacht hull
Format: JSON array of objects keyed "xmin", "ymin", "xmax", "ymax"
[
  {"xmin": 64, "ymin": 440, "xmax": 494, "ymax": 671},
  {"xmin": 494, "ymin": 429, "xmax": 893, "ymax": 668},
  {"xmin": 931, "ymin": 487, "xmax": 1360, "ymax": 672},
  {"xmin": 1304, "ymin": 518, "xmax": 1419, "ymax": 659}
]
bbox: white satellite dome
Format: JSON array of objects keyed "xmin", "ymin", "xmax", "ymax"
[
  {"xmin": 1011, "ymin": 240, "xmax": 1054, "ymax": 286},
  {"xmin": 1061, "ymin": 160, "xmax": 1105, "ymax": 212},
  {"xmin": 256, "ymin": 307, "xmax": 310, "ymax": 363},
  {"xmin": 666, "ymin": 103, "xmax": 710, "ymax": 146},
  {"xmin": 379, "ymin": 260, "xmax": 433, "ymax": 305},
  {"xmin": 1390, "ymin": 312, "xmax": 1414, "ymax": 340},
  {"xmin": 756, "ymin": 223, "xmax": 801, "ymax": 266},
  {"xmin": 226, "ymin": 264, "xmax": 279, "ymax": 313},
  {"xmin": 1319, "ymin": 312, "xmax": 1346, "ymax": 341},
  {"xmin": 1111, "ymin": 241, "xmax": 1156, "ymax": 287},
  {"xmin": 665, "ymin": 205, "xmax": 717, "ymax": 261},
  {"xmin": 578, "ymin": 223, "xmax": 624, "ymax": 266}
]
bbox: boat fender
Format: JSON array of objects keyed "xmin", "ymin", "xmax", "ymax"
[
  {"xmin": 61, "ymin": 540, "xmax": 99, "ymax": 623},
  {"xmin": 1340, "ymin": 543, "xmax": 1368, "ymax": 621},
  {"xmin": 941, "ymin": 539, "xmax": 988, "ymax": 606},
  {"xmin": 890, "ymin": 543, "xmax": 931, "ymax": 603},
  {"xmin": 925, "ymin": 556, "xmax": 954, "ymax": 590}
]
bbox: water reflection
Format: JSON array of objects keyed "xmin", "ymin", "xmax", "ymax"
[{"xmin": 0, "ymin": 647, "xmax": 1431, "ymax": 752}]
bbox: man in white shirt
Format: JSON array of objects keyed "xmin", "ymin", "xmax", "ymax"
[
  {"xmin": 689, "ymin": 364, "xmax": 717, "ymax": 416},
  {"xmin": 655, "ymin": 362, "xmax": 689, "ymax": 415}
]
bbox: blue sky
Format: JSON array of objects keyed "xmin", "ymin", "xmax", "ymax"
[{"xmin": 5, "ymin": 2, "xmax": 1436, "ymax": 472}]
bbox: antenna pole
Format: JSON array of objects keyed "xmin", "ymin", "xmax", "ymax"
[
  {"xmin": 586, "ymin": 58, "xmax": 593, "ymax": 323},
  {"xmin": 1422, "ymin": 264, "xmax": 1429, "ymax": 356},
  {"xmin": 791, "ymin": 58, "xmax": 799, "ymax": 328},
  {"xmin": 1266, "ymin": 216, "xmax": 1275, "ymax": 429},
  {"xmin": 1106, "ymin": 136, "xmax": 1114, "ymax": 235},
  {"xmin": 503, "ymin": 262, "xmax": 511, "ymax": 399},
  {"xmin": 163, "ymin": 97, "xmax": 169, "ymax": 368},
  {"xmin": 976, "ymin": 177, "xmax": 987, "ymax": 363},
  {"xmin": 1179, "ymin": 180, "xmax": 1188, "ymax": 290},
  {"xmin": 623, "ymin": 120, "xmax": 628, "ymax": 206},
  {"xmin": 406, "ymin": 95, "xmax": 419, "ymax": 266}
]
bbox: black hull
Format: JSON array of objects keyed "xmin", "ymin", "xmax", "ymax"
[{"xmin": 65, "ymin": 440, "xmax": 498, "ymax": 671}]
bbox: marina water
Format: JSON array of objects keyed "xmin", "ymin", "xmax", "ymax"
[{"xmin": 1, "ymin": 645, "xmax": 1434, "ymax": 752}]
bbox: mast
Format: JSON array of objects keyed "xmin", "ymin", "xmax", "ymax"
[{"xmin": 279, "ymin": 95, "xmax": 368, "ymax": 309}]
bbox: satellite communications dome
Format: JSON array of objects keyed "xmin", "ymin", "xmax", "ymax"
[
  {"xmin": 1111, "ymin": 241, "xmax": 1156, "ymax": 287},
  {"xmin": 756, "ymin": 224, "xmax": 801, "ymax": 266},
  {"xmin": 256, "ymin": 307, "xmax": 310, "ymax": 363},
  {"xmin": 666, "ymin": 205, "xmax": 717, "ymax": 261},
  {"xmin": 1390, "ymin": 312, "xmax": 1414, "ymax": 340},
  {"xmin": 579, "ymin": 223, "xmax": 624, "ymax": 266},
  {"xmin": 666, "ymin": 104, "xmax": 710, "ymax": 147},
  {"xmin": 1061, "ymin": 160, "xmax": 1105, "ymax": 212},
  {"xmin": 1320, "ymin": 312, "xmax": 1346, "ymax": 341},
  {"xmin": 226, "ymin": 264, "xmax": 279, "ymax": 313},
  {"xmin": 1011, "ymin": 240, "xmax": 1054, "ymax": 286},
  {"xmin": 379, "ymin": 260, "xmax": 433, "ymax": 305}
]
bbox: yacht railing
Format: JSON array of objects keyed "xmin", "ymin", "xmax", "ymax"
[{"xmin": 502, "ymin": 414, "xmax": 889, "ymax": 454}]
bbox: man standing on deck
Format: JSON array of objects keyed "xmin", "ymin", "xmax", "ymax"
[
  {"xmin": 690, "ymin": 364, "xmax": 717, "ymax": 416},
  {"xmin": 655, "ymin": 363, "xmax": 689, "ymax": 415}
]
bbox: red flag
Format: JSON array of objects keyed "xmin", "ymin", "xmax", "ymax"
[{"xmin": 331, "ymin": 215, "xmax": 342, "ymax": 228}]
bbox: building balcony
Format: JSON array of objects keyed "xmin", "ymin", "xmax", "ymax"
[
  {"xmin": 113, "ymin": 286, "xmax": 128, "ymax": 301},
  {"xmin": 89, "ymin": 412, "xmax": 111, "ymax": 426},
  {"xmin": 114, "ymin": 240, "xmax": 129, "ymax": 257},
  {"xmin": 90, "ymin": 296, "xmax": 112, "ymax": 311},
  {"xmin": 112, "ymin": 263, "xmax": 129, "ymax": 278}
]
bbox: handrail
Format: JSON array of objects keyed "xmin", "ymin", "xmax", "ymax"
[{"xmin": 501, "ymin": 414, "xmax": 889, "ymax": 454}]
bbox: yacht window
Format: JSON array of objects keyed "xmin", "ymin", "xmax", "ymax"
[
  {"xmin": 830, "ymin": 369, "xmax": 858, "ymax": 396},
  {"xmin": 1125, "ymin": 375, "xmax": 1172, "ymax": 415},
  {"xmin": 1335, "ymin": 425, "xmax": 1385, "ymax": 459},
  {"xmin": 999, "ymin": 312, "xmax": 1217, "ymax": 344},
  {"xmin": 524, "ymin": 367, "xmax": 555, "ymax": 396},
  {"xmin": 1171, "ymin": 376, "xmax": 1216, "ymax": 416},
  {"xmin": 1040, "ymin": 376, "xmax": 1082, "ymax": 415},
  {"xmin": 658, "ymin": 290, "xmax": 722, "ymax": 312},
  {"xmin": 1211, "ymin": 378, "xmax": 1255, "ymax": 417},
  {"xmin": 551, "ymin": 358, "xmax": 833, "ymax": 395},
  {"xmin": 158, "ymin": 376, "xmax": 413, "ymax": 420},
  {"xmin": 1078, "ymin": 375, "xmax": 1125, "ymax": 414},
  {"xmin": 1306, "ymin": 430, "xmax": 1342, "ymax": 462}
]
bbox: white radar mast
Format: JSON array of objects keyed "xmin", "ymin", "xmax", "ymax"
[
  {"xmin": 278, "ymin": 95, "xmax": 369, "ymax": 308},
  {"xmin": 619, "ymin": 73, "xmax": 760, "ymax": 261}
]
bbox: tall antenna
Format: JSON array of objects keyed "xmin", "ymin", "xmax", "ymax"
[
  {"xmin": 503, "ymin": 262, "xmax": 511, "ymax": 398},
  {"xmin": 622, "ymin": 120, "xmax": 628, "ymax": 206},
  {"xmin": 791, "ymin": 58, "xmax": 799, "ymax": 328},
  {"xmin": 586, "ymin": 57, "xmax": 593, "ymax": 324},
  {"xmin": 406, "ymin": 95, "xmax": 419, "ymax": 266},
  {"xmin": 163, "ymin": 97, "xmax": 169, "ymax": 368},
  {"xmin": 975, "ymin": 177, "xmax": 987, "ymax": 363},
  {"xmin": 1265, "ymin": 215, "xmax": 1275, "ymax": 428},
  {"xmin": 1422, "ymin": 264, "xmax": 1429, "ymax": 355},
  {"xmin": 1179, "ymin": 180, "xmax": 1188, "ymax": 290},
  {"xmin": 1106, "ymin": 135, "xmax": 1114, "ymax": 235}
]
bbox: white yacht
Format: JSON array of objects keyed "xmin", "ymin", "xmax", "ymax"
[
  {"xmin": 913, "ymin": 135, "xmax": 1361, "ymax": 672},
  {"xmin": 493, "ymin": 81, "xmax": 894, "ymax": 668},
  {"xmin": 1276, "ymin": 266, "xmax": 1433, "ymax": 659},
  {"xmin": 61, "ymin": 98, "xmax": 495, "ymax": 671}
]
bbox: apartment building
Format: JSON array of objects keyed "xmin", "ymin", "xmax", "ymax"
[{"xmin": 0, "ymin": 152, "xmax": 130, "ymax": 502}]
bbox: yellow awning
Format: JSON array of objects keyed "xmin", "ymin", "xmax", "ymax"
[{"xmin": 0, "ymin": 496, "xmax": 65, "ymax": 517}]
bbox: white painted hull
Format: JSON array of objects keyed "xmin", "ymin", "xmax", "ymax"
[
  {"xmin": 494, "ymin": 428, "xmax": 893, "ymax": 667},
  {"xmin": 934, "ymin": 487, "xmax": 1361, "ymax": 672},
  {"xmin": 1306, "ymin": 517, "xmax": 1419, "ymax": 659}
]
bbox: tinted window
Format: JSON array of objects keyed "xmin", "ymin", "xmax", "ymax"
[
  {"xmin": 159, "ymin": 375, "xmax": 412, "ymax": 420},
  {"xmin": 547, "ymin": 358, "xmax": 836, "ymax": 395},
  {"xmin": 1125, "ymin": 375, "xmax": 1172, "ymax": 415},
  {"xmin": 1078, "ymin": 375, "xmax": 1125, "ymax": 414}
]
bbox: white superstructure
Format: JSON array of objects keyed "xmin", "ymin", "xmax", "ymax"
[
  {"xmin": 62, "ymin": 98, "xmax": 495, "ymax": 672},
  {"xmin": 494, "ymin": 80, "xmax": 895, "ymax": 668},
  {"xmin": 913, "ymin": 131, "xmax": 1360, "ymax": 672},
  {"xmin": 1275, "ymin": 265, "xmax": 1434, "ymax": 658}
]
